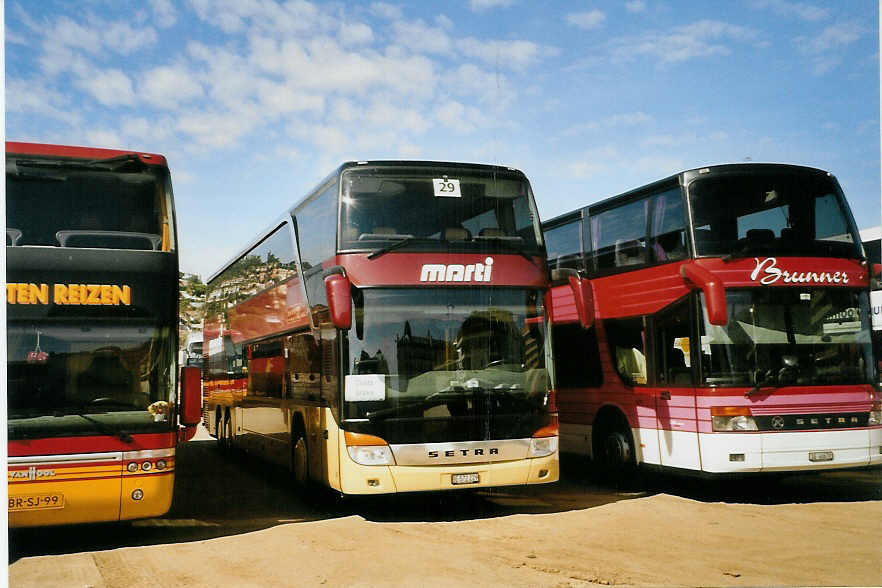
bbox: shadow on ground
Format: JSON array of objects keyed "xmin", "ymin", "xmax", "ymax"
[{"xmin": 10, "ymin": 439, "xmax": 881, "ymax": 562}]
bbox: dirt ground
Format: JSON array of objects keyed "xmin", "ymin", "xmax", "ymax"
[{"xmin": 9, "ymin": 429, "xmax": 882, "ymax": 587}]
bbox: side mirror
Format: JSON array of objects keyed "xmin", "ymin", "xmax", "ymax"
[
  {"xmin": 680, "ymin": 261, "xmax": 727, "ymax": 326},
  {"xmin": 551, "ymin": 268, "xmax": 594, "ymax": 329},
  {"xmin": 324, "ymin": 266, "xmax": 352, "ymax": 330},
  {"xmin": 179, "ymin": 366, "xmax": 202, "ymax": 427}
]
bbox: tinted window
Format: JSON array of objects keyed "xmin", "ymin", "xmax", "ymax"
[
  {"xmin": 653, "ymin": 299, "xmax": 693, "ymax": 387},
  {"xmin": 590, "ymin": 198, "xmax": 649, "ymax": 271},
  {"xmin": 690, "ymin": 170, "xmax": 862, "ymax": 259},
  {"xmin": 545, "ymin": 219, "xmax": 583, "ymax": 270},
  {"xmin": 649, "ymin": 188, "xmax": 687, "ymax": 263},
  {"xmin": 552, "ymin": 324, "xmax": 602, "ymax": 387},
  {"xmin": 339, "ymin": 166, "xmax": 543, "ymax": 255}
]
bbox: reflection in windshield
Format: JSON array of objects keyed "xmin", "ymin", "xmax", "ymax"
[
  {"xmin": 699, "ymin": 289, "xmax": 873, "ymax": 387},
  {"xmin": 343, "ymin": 289, "xmax": 551, "ymax": 443},
  {"xmin": 689, "ymin": 170, "xmax": 862, "ymax": 259},
  {"xmin": 340, "ymin": 167, "xmax": 543, "ymax": 255},
  {"xmin": 7, "ymin": 323, "xmax": 175, "ymax": 426}
]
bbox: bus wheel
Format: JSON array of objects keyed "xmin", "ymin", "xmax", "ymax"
[
  {"xmin": 594, "ymin": 417, "xmax": 639, "ymax": 487},
  {"xmin": 292, "ymin": 432, "xmax": 309, "ymax": 487},
  {"xmin": 215, "ymin": 412, "xmax": 224, "ymax": 449}
]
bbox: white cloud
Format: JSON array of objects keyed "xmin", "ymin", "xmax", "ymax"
[
  {"xmin": 176, "ymin": 106, "xmax": 262, "ymax": 148},
  {"xmin": 391, "ymin": 20, "xmax": 454, "ymax": 55},
  {"xmin": 85, "ymin": 129, "xmax": 125, "ymax": 149},
  {"xmin": 140, "ymin": 65, "xmax": 205, "ymax": 108},
  {"xmin": 339, "ymin": 22, "xmax": 374, "ymax": 46},
  {"xmin": 796, "ymin": 21, "xmax": 864, "ymax": 54},
  {"xmin": 256, "ymin": 80, "xmax": 325, "ymax": 116},
  {"xmin": 469, "ymin": 0, "xmax": 514, "ymax": 11},
  {"xmin": 435, "ymin": 100, "xmax": 484, "ymax": 133},
  {"xmin": 76, "ymin": 68, "xmax": 136, "ymax": 106},
  {"xmin": 567, "ymin": 10, "xmax": 606, "ymax": 30},
  {"xmin": 625, "ymin": 1, "xmax": 646, "ymax": 14},
  {"xmin": 102, "ymin": 21, "xmax": 158, "ymax": 54},
  {"xmin": 794, "ymin": 21, "xmax": 865, "ymax": 74},
  {"xmin": 6, "ymin": 78, "xmax": 82, "ymax": 127},
  {"xmin": 749, "ymin": 0, "xmax": 829, "ymax": 22},
  {"xmin": 149, "ymin": 0, "xmax": 178, "ymax": 27},
  {"xmin": 460, "ymin": 38, "xmax": 557, "ymax": 71},
  {"xmin": 370, "ymin": 2, "xmax": 404, "ymax": 21},
  {"xmin": 447, "ymin": 64, "xmax": 515, "ymax": 106},
  {"xmin": 563, "ymin": 112, "xmax": 653, "ymax": 135},
  {"xmin": 189, "ymin": 0, "xmax": 335, "ymax": 38},
  {"xmin": 610, "ymin": 20, "xmax": 759, "ymax": 65}
]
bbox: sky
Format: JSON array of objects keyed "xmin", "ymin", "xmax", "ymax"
[{"xmin": 6, "ymin": 0, "xmax": 880, "ymax": 279}]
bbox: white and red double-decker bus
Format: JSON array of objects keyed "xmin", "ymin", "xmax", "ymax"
[
  {"xmin": 6, "ymin": 142, "xmax": 201, "ymax": 526},
  {"xmin": 202, "ymin": 161, "xmax": 558, "ymax": 494},
  {"xmin": 544, "ymin": 163, "xmax": 880, "ymax": 475}
]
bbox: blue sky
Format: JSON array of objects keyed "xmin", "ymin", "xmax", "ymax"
[{"xmin": 6, "ymin": 0, "xmax": 880, "ymax": 278}]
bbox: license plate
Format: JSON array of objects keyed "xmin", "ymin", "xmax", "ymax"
[
  {"xmin": 9, "ymin": 493, "xmax": 65, "ymax": 512},
  {"xmin": 451, "ymin": 473, "xmax": 480, "ymax": 485},
  {"xmin": 809, "ymin": 451, "xmax": 834, "ymax": 462}
]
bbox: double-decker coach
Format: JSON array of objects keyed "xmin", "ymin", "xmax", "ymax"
[{"xmin": 203, "ymin": 161, "xmax": 559, "ymax": 495}]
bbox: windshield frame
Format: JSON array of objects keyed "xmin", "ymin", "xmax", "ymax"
[
  {"xmin": 685, "ymin": 166, "xmax": 863, "ymax": 261},
  {"xmin": 337, "ymin": 164, "xmax": 545, "ymax": 258}
]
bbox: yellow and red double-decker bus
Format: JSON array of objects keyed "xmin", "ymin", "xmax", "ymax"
[
  {"xmin": 6, "ymin": 142, "xmax": 201, "ymax": 527},
  {"xmin": 203, "ymin": 161, "xmax": 558, "ymax": 495}
]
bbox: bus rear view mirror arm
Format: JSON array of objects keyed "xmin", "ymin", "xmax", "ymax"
[
  {"xmin": 551, "ymin": 268, "xmax": 594, "ymax": 329},
  {"xmin": 680, "ymin": 262, "xmax": 727, "ymax": 326},
  {"xmin": 323, "ymin": 265, "xmax": 352, "ymax": 330}
]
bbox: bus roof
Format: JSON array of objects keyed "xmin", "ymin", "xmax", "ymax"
[
  {"xmin": 542, "ymin": 162, "xmax": 831, "ymax": 228},
  {"xmin": 6, "ymin": 141, "xmax": 168, "ymax": 167}
]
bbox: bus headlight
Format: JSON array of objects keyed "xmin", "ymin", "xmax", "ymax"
[
  {"xmin": 869, "ymin": 404, "xmax": 882, "ymax": 426},
  {"xmin": 528, "ymin": 436, "xmax": 558, "ymax": 458},
  {"xmin": 712, "ymin": 415, "xmax": 758, "ymax": 431},
  {"xmin": 347, "ymin": 446, "xmax": 394, "ymax": 466}
]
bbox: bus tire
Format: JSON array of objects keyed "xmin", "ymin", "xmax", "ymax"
[
  {"xmin": 593, "ymin": 412, "xmax": 639, "ymax": 487},
  {"xmin": 218, "ymin": 410, "xmax": 232, "ymax": 451}
]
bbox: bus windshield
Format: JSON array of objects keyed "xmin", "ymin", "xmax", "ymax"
[
  {"xmin": 340, "ymin": 166, "xmax": 543, "ymax": 255},
  {"xmin": 689, "ymin": 170, "xmax": 861, "ymax": 259},
  {"xmin": 343, "ymin": 288, "xmax": 550, "ymax": 443},
  {"xmin": 6, "ymin": 157, "xmax": 174, "ymax": 251},
  {"xmin": 699, "ymin": 289, "xmax": 873, "ymax": 387},
  {"xmin": 7, "ymin": 323, "xmax": 176, "ymax": 437}
]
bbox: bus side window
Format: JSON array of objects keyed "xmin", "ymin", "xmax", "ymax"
[
  {"xmin": 590, "ymin": 198, "xmax": 649, "ymax": 272},
  {"xmin": 605, "ymin": 317, "xmax": 647, "ymax": 386},
  {"xmin": 649, "ymin": 188, "xmax": 687, "ymax": 263},
  {"xmin": 552, "ymin": 323, "xmax": 602, "ymax": 388}
]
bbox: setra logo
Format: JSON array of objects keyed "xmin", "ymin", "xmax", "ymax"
[{"xmin": 420, "ymin": 257, "xmax": 494, "ymax": 283}]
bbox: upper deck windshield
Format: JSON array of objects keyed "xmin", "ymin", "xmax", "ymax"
[
  {"xmin": 343, "ymin": 288, "xmax": 551, "ymax": 444},
  {"xmin": 7, "ymin": 323, "xmax": 177, "ymax": 438},
  {"xmin": 699, "ymin": 289, "xmax": 873, "ymax": 387},
  {"xmin": 340, "ymin": 166, "xmax": 543, "ymax": 256},
  {"xmin": 689, "ymin": 168, "xmax": 861, "ymax": 259},
  {"xmin": 6, "ymin": 154, "xmax": 175, "ymax": 251}
]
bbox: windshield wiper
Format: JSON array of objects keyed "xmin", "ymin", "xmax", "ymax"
[
  {"xmin": 368, "ymin": 237, "xmax": 436, "ymax": 260},
  {"xmin": 11, "ymin": 153, "xmax": 146, "ymax": 173},
  {"xmin": 72, "ymin": 411, "xmax": 134, "ymax": 443}
]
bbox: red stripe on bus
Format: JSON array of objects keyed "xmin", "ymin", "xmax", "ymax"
[{"xmin": 8, "ymin": 433, "xmax": 176, "ymax": 457}]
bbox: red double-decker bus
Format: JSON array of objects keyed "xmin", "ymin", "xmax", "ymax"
[
  {"xmin": 545, "ymin": 163, "xmax": 880, "ymax": 475},
  {"xmin": 6, "ymin": 142, "xmax": 201, "ymax": 526},
  {"xmin": 202, "ymin": 161, "xmax": 558, "ymax": 494}
]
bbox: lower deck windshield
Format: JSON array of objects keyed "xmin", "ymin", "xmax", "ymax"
[
  {"xmin": 343, "ymin": 288, "xmax": 551, "ymax": 444},
  {"xmin": 700, "ymin": 289, "xmax": 873, "ymax": 387},
  {"xmin": 7, "ymin": 323, "xmax": 176, "ymax": 438}
]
